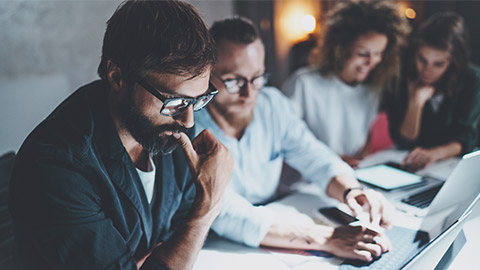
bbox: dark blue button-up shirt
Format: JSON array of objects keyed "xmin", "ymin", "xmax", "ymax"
[{"xmin": 9, "ymin": 80, "xmax": 196, "ymax": 269}]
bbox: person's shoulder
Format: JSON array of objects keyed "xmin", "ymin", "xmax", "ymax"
[
  {"xmin": 253, "ymin": 87, "xmax": 297, "ymax": 136},
  {"xmin": 461, "ymin": 65, "xmax": 480, "ymax": 93},
  {"xmin": 193, "ymin": 108, "xmax": 212, "ymax": 136},
  {"xmin": 467, "ymin": 65, "xmax": 480, "ymax": 80},
  {"xmin": 290, "ymin": 67, "xmax": 325, "ymax": 82},
  {"xmin": 16, "ymin": 80, "xmax": 109, "ymax": 165},
  {"xmin": 256, "ymin": 86, "xmax": 298, "ymax": 123},
  {"xmin": 259, "ymin": 86, "xmax": 289, "ymax": 105},
  {"xmin": 468, "ymin": 64, "xmax": 480, "ymax": 72},
  {"xmin": 295, "ymin": 66, "xmax": 318, "ymax": 76},
  {"xmin": 283, "ymin": 67, "xmax": 328, "ymax": 97}
]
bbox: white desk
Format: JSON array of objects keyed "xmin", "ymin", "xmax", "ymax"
[
  {"xmin": 194, "ymin": 149, "xmax": 477, "ymax": 270},
  {"xmin": 193, "ymin": 192, "xmax": 347, "ymax": 270}
]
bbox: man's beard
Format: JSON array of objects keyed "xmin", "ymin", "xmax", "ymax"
[
  {"xmin": 211, "ymin": 101, "xmax": 254, "ymax": 131},
  {"xmin": 120, "ymin": 93, "xmax": 191, "ymax": 155}
]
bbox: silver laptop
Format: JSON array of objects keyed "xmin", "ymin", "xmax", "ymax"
[
  {"xmin": 401, "ymin": 190, "xmax": 479, "ymax": 270},
  {"xmin": 401, "ymin": 209, "xmax": 472, "ymax": 270},
  {"xmin": 386, "ymin": 150, "xmax": 480, "ymax": 217},
  {"xmin": 339, "ymin": 186, "xmax": 479, "ymax": 269}
]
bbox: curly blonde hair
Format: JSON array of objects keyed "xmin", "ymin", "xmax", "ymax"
[{"xmin": 310, "ymin": 0, "xmax": 410, "ymax": 91}]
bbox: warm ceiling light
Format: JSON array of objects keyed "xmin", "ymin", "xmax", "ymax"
[
  {"xmin": 281, "ymin": 11, "xmax": 316, "ymax": 43},
  {"xmin": 405, "ymin": 8, "xmax": 416, "ymax": 19},
  {"xmin": 301, "ymin": 14, "xmax": 316, "ymax": 33}
]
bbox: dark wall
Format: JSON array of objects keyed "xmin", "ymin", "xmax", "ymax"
[
  {"xmin": 421, "ymin": 1, "xmax": 480, "ymax": 66},
  {"xmin": 235, "ymin": 1, "xmax": 278, "ymax": 86}
]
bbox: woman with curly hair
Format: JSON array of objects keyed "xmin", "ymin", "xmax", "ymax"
[
  {"xmin": 283, "ymin": 1, "xmax": 410, "ymax": 167},
  {"xmin": 385, "ymin": 12, "xmax": 480, "ymax": 171}
]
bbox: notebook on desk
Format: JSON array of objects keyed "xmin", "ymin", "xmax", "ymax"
[{"xmin": 379, "ymin": 150, "xmax": 480, "ymax": 217}]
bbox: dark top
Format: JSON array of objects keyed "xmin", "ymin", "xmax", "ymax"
[
  {"xmin": 9, "ymin": 80, "xmax": 196, "ymax": 270},
  {"xmin": 385, "ymin": 65, "xmax": 480, "ymax": 154}
]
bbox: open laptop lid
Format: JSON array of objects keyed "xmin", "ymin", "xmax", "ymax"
[
  {"xmin": 426, "ymin": 150, "xmax": 480, "ymax": 216},
  {"xmin": 401, "ymin": 209, "xmax": 472, "ymax": 270},
  {"xmin": 401, "ymin": 190, "xmax": 480, "ymax": 269}
]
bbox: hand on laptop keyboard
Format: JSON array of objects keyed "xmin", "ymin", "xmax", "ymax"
[
  {"xmin": 340, "ymin": 226, "xmax": 429, "ymax": 269},
  {"xmin": 324, "ymin": 224, "xmax": 392, "ymax": 262}
]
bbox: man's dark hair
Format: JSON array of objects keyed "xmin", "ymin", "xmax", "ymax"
[
  {"xmin": 209, "ymin": 16, "xmax": 260, "ymax": 45},
  {"xmin": 97, "ymin": 0, "xmax": 215, "ymax": 82}
]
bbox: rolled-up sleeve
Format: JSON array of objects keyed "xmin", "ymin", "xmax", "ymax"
[
  {"xmin": 210, "ymin": 188, "xmax": 275, "ymax": 247},
  {"xmin": 204, "ymin": 87, "xmax": 353, "ymax": 247}
]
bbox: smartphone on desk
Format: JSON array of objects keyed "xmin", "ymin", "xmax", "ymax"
[
  {"xmin": 317, "ymin": 207, "xmax": 358, "ymax": 226},
  {"xmin": 384, "ymin": 161, "xmax": 416, "ymax": 173}
]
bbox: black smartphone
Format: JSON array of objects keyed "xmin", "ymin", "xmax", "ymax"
[
  {"xmin": 318, "ymin": 207, "xmax": 358, "ymax": 225},
  {"xmin": 384, "ymin": 161, "xmax": 415, "ymax": 173}
]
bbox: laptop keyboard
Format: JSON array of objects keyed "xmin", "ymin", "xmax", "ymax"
[
  {"xmin": 401, "ymin": 184, "xmax": 443, "ymax": 209},
  {"xmin": 340, "ymin": 226, "xmax": 429, "ymax": 269}
]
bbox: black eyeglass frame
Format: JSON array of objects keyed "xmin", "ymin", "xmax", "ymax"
[
  {"xmin": 135, "ymin": 76, "xmax": 218, "ymax": 117},
  {"xmin": 213, "ymin": 73, "xmax": 271, "ymax": 94}
]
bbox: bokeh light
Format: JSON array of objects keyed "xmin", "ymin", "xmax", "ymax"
[{"xmin": 405, "ymin": 8, "xmax": 416, "ymax": 19}]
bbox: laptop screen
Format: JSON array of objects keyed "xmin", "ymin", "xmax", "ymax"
[{"xmin": 421, "ymin": 150, "xmax": 480, "ymax": 238}]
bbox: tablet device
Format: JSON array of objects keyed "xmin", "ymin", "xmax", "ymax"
[{"xmin": 355, "ymin": 163, "xmax": 423, "ymax": 191}]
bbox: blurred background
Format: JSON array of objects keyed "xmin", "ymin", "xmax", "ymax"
[{"xmin": 1, "ymin": 0, "xmax": 480, "ymax": 154}]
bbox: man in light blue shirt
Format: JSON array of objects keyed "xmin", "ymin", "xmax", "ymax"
[{"xmin": 195, "ymin": 17, "xmax": 394, "ymax": 262}]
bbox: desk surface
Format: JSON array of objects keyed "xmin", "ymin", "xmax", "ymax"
[{"xmin": 193, "ymin": 149, "xmax": 477, "ymax": 270}]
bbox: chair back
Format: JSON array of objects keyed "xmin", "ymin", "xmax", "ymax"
[{"xmin": 0, "ymin": 152, "xmax": 16, "ymax": 269}]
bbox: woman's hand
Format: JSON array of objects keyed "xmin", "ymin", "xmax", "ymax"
[
  {"xmin": 402, "ymin": 147, "xmax": 436, "ymax": 171},
  {"xmin": 408, "ymin": 81, "xmax": 435, "ymax": 106}
]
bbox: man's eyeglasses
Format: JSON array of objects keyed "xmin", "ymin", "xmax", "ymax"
[
  {"xmin": 136, "ymin": 76, "xmax": 218, "ymax": 117},
  {"xmin": 214, "ymin": 73, "xmax": 270, "ymax": 94}
]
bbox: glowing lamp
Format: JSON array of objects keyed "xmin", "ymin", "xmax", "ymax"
[
  {"xmin": 301, "ymin": 14, "xmax": 316, "ymax": 33},
  {"xmin": 405, "ymin": 8, "xmax": 416, "ymax": 19}
]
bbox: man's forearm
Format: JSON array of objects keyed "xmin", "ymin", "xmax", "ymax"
[
  {"xmin": 152, "ymin": 213, "xmax": 217, "ymax": 270},
  {"xmin": 152, "ymin": 129, "xmax": 232, "ymax": 269},
  {"xmin": 260, "ymin": 222, "xmax": 332, "ymax": 251},
  {"xmin": 261, "ymin": 219, "xmax": 392, "ymax": 262},
  {"xmin": 326, "ymin": 173, "xmax": 361, "ymax": 203}
]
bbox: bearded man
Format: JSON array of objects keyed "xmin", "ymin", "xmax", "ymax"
[{"xmin": 195, "ymin": 17, "xmax": 394, "ymax": 262}]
